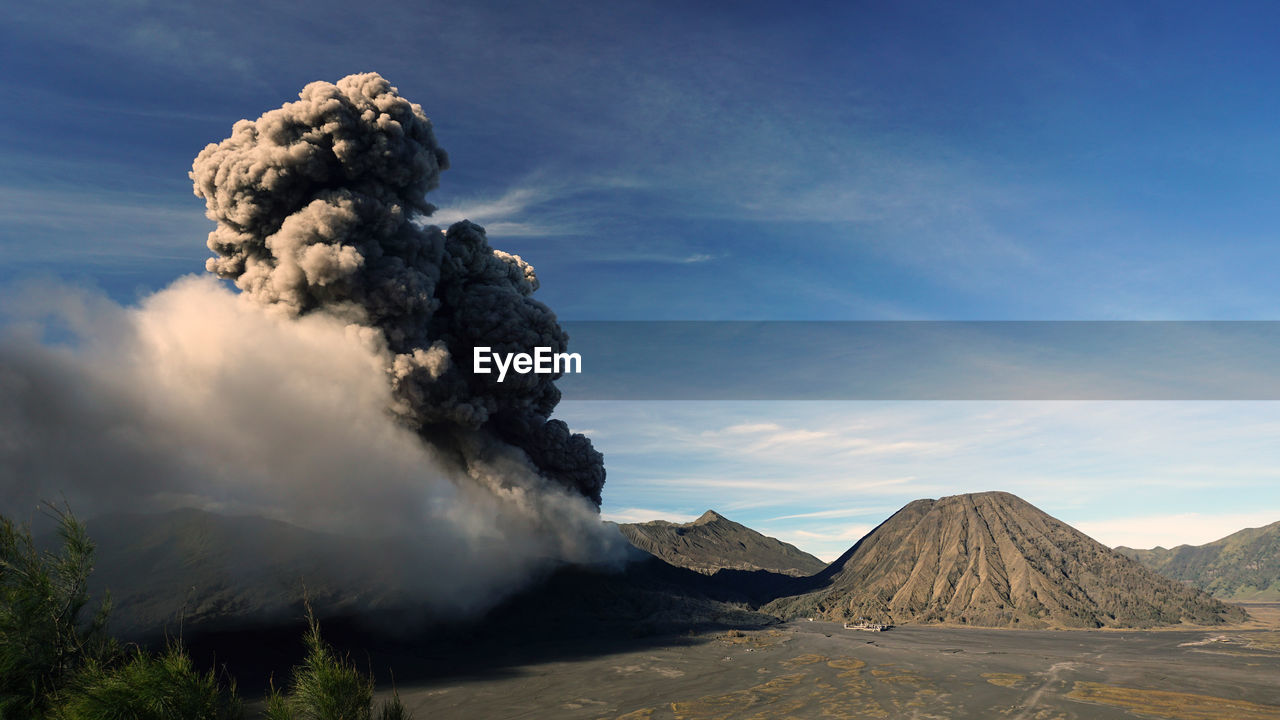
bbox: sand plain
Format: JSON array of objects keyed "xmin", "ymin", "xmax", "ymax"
[{"xmin": 390, "ymin": 605, "xmax": 1280, "ymax": 720}]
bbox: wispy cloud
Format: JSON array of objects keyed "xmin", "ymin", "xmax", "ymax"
[
  {"xmin": 720, "ymin": 422, "xmax": 784, "ymax": 434},
  {"xmin": 601, "ymin": 506, "xmax": 700, "ymax": 525},
  {"xmin": 763, "ymin": 524, "xmax": 877, "ymax": 562},
  {"xmin": 427, "ymin": 178, "xmax": 715, "ymax": 257},
  {"xmin": 428, "ymin": 185, "xmax": 567, "ymax": 237},
  {"xmin": 0, "ymin": 186, "xmax": 207, "ymax": 263},
  {"xmin": 428, "ymin": 176, "xmax": 731, "ymax": 264},
  {"xmin": 679, "ymin": 253, "xmax": 717, "ymax": 264},
  {"xmin": 9, "ymin": 3, "xmax": 256, "ymax": 79},
  {"xmin": 695, "ymin": 419, "xmax": 952, "ymax": 459},
  {"xmin": 582, "ymin": 249, "xmax": 726, "ymax": 265},
  {"xmin": 768, "ymin": 506, "xmax": 895, "ymax": 522}
]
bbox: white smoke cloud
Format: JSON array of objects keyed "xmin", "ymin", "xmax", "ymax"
[{"xmin": 0, "ymin": 276, "xmax": 623, "ymax": 616}]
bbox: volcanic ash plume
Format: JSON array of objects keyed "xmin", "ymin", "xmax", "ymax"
[
  {"xmin": 0, "ymin": 73, "xmax": 621, "ymax": 621},
  {"xmin": 189, "ymin": 72, "xmax": 603, "ymax": 504}
]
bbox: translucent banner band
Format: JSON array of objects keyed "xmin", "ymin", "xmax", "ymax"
[{"xmin": 543, "ymin": 321, "xmax": 1280, "ymax": 400}]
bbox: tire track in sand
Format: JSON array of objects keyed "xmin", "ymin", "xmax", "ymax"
[{"xmin": 1011, "ymin": 661, "xmax": 1077, "ymax": 720}]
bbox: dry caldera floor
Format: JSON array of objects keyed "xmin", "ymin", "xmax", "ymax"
[{"xmin": 392, "ymin": 604, "xmax": 1280, "ymax": 719}]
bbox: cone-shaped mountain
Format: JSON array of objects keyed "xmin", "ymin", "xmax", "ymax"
[
  {"xmin": 619, "ymin": 510, "xmax": 826, "ymax": 577},
  {"xmin": 766, "ymin": 491, "xmax": 1247, "ymax": 628}
]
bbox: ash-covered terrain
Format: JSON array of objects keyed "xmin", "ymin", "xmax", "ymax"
[{"xmin": 390, "ymin": 615, "xmax": 1280, "ymax": 720}]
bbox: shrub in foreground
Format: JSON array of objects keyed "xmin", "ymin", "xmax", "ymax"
[
  {"xmin": 52, "ymin": 643, "xmax": 243, "ymax": 720},
  {"xmin": 0, "ymin": 506, "xmax": 113, "ymax": 717},
  {"xmin": 266, "ymin": 608, "xmax": 411, "ymax": 720},
  {"xmin": 0, "ymin": 508, "xmax": 412, "ymax": 719}
]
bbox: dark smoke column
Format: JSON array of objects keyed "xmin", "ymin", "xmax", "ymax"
[{"xmin": 190, "ymin": 73, "xmax": 604, "ymax": 504}]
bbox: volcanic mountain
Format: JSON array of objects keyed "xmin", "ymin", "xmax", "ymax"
[
  {"xmin": 77, "ymin": 508, "xmax": 779, "ymax": 641},
  {"xmin": 1117, "ymin": 520, "xmax": 1280, "ymax": 601},
  {"xmin": 619, "ymin": 510, "xmax": 827, "ymax": 577},
  {"xmin": 81, "ymin": 509, "xmax": 417, "ymax": 639},
  {"xmin": 765, "ymin": 491, "xmax": 1247, "ymax": 628}
]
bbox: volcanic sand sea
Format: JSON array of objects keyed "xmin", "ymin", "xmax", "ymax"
[{"xmin": 373, "ymin": 605, "xmax": 1280, "ymax": 720}]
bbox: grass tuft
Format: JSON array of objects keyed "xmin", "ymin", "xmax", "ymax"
[{"xmin": 376, "ymin": 689, "xmax": 411, "ymax": 720}]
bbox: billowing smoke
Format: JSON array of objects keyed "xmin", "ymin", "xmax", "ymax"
[
  {"xmin": 190, "ymin": 72, "xmax": 604, "ymax": 503},
  {"xmin": 0, "ymin": 74, "xmax": 623, "ymax": 626}
]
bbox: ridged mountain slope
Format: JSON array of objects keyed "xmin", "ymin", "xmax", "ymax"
[
  {"xmin": 766, "ymin": 491, "xmax": 1246, "ymax": 628},
  {"xmin": 82, "ymin": 508, "xmax": 409, "ymax": 638},
  {"xmin": 1117, "ymin": 520, "xmax": 1280, "ymax": 601},
  {"xmin": 619, "ymin": 510, "xmax": 827, "ymax": 577}
]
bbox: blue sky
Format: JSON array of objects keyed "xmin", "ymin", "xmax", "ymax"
[{"xmin": 5, "ymin": 1, "xmax": 1280, "ymax": 558}]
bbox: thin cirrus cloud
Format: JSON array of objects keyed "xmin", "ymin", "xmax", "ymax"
[
  {"xmin": 762, "ymin": 524, "xmax": 879, "ymax": 563},
  {"xmin": 695, "ymin": 420, "xmax": 951, "ymax": 458},
  {"xmin": 426, "ymin": 180, "xmax": 723, "ymax": 269},
  {"xmin": 0, "ymin": 187, "xmax": 208, "ymax": 264},
  {"xmin": 8, "ymin": 3, "xmax": 259, "ymax": 82},
  {"xmin": 767, "ymin": 506, "xmax": 897, "ymax": 522},
  {"xmin": 600, "ymin": 507, "xmax": 701, "ymax": 525},
  {"xmin": 429, "ymin": 185, "xmax": 567, "ymax": 237}
]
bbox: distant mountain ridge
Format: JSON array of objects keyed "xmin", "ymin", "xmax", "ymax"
[
  {"xmin": 618, "ymin": 510, "xmax": 827, "ymax": 577},
  {"xmin": 1117, "ymin": 520, "xmax": 1280, "ymax": 602},
  {"xmin": 74, "ymin": 493, "xmax": 1250, "ymax": 640},
  {"xmin": 765, "ymin": 491, "xmax": 1246, "ymax": 628}
]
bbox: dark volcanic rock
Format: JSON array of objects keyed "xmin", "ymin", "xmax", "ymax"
[
  {"xmin": 1117, "ymin": 520, "xmax": 1280, "ymax": 601},
  {"xmin": 765, "ymin": 491, "xmax": 1248, "ymax": 628},
  {"xmin": 475, "ymin": 555, "xmax": 781, "ymax": 639},
  {"xmin": 619, "ymin": 510, "xmax": 827, "ymax": 577}
]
